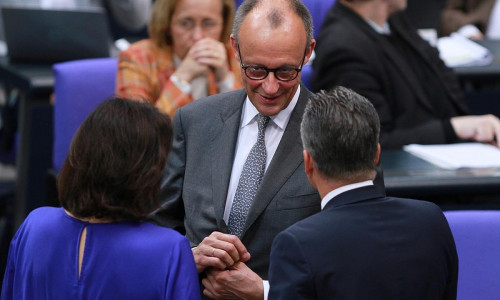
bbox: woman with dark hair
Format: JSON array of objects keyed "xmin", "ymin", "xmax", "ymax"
[
  {"xmin": 1, "ymin": 98, "xmax": 201, "ymax": 300},
  {"xmin": 116, "ymin": 0, "xmax": 243, "ymax": 118}
]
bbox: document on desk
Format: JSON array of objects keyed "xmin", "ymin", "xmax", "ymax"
[
  {"xmin": 403, "ymin": 143, "xmax": 500, "ymax": 169},
  {"xmin": 437, "ymin": 33, "xmax": 493, "ymax": 67}
]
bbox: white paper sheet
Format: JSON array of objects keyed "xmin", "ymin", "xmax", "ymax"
[
  {"xmin": 403, "ymin": 143, "xmax": 500, "ymax": 169},
  {"xmin": 437, "ymin": 33, "xmax": 493, "ymax": 67}
]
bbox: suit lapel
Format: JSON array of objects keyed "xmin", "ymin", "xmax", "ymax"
[
  {"xmin": 211, "ymin": 90, "xmax": 246, "ymax": 231},
  {"xmin": 242, "ymin": 86, "xmax": 312, "ymax": 236}
]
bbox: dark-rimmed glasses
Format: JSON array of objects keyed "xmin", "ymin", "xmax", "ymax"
[{"xmin": 237, "ymin": 44, "xmax": 306, "ymax": 81}]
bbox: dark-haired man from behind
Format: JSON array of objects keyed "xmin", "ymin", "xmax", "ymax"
[{"xmin": 268, "ymin": 87, "xmax": 458, "ymax": 300}]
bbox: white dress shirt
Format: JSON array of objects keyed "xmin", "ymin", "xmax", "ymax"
[
  {"xmin": 223, "ymin": 86, "xmax": 300, "ymax": 223},
  {"xmin": 321, "ymin": 180, "xmax": 374, "ymax": 210},
  {"xmin": 222, "ymin": 86, "xmax": 300, "ymax": 300}
]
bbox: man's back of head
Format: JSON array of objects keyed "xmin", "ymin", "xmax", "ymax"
[{"xmin": 301, "ymin": 87, "xmax": 380, "ymax": 185}]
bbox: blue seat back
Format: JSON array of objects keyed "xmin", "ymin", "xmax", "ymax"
[
  {"xmin": 52, "ymin": 57, "xmax": 117, "ymax": 172},
  {"xmin": 444, "ymin": 210, "xmax": 500, "ymax": 300}
]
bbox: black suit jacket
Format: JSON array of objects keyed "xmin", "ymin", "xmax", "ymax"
[
  {"xmin": 269, "ymin": 185, "xmax": 458, "ymax": 300},
  {"xmin": 312, "ymin": 3, "xmax": 469, "ymax": 149}
]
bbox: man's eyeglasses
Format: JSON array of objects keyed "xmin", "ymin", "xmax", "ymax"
[{"xmin": 237, "ymin": 44, "xmax": 306, "ymax": 81}]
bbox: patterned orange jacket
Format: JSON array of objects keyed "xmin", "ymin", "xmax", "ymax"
[{"xmin": 116, "ymin": 39, "xmax": 243, "ymax": 117}]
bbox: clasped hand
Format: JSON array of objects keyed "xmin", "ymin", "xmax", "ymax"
[
  {"xmin": 175, "ymin": 38, "xmax": 230, "ymax": 83},
  {"xmin": 192, "ymin": 231, "xmax": 263, "ymax": 300}
]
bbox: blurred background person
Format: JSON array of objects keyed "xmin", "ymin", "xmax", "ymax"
[
  {"xmin": 311, "ymin": 0, "xmax": 500, "ymax": 149},
  {"xmin": 440, "ymin": 0, "xmax": 500, "ymax": 40},
  {"xmin": 1, "ymin": 98, "xmax": 201, "ymax": 300},
  {"xmin": 116, "ymin": 0, "xmax": 243, "ymax": 117}
]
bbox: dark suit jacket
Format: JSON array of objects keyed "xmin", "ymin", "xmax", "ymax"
[
  {"xmin": 268, "ymin": 185, "xmax": 458, "ymax": 300},
  {"xmin": 151, "ymin": 86, "xmax": 322, "ymax": 279},
  {"xmin": 311, "ymin": 3, "xmax": 469, "ymax": 149},
  {"xmin": 440, "ymin": 0, "xmax": 496, "ymax": 36}
]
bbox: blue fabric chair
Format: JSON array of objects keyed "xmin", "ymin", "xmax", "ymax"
[
  {"xmin": 235, "ymin": 0, "xmax": 337, "ymax": 38},
  {"xmin": 301, "ymin": 64, "xmax": 313, "ymax": 90},
  {"xmin": 52, "ymin": 57, "xmax": 117, "ymax": 172},
  {"xmin": 444, "ymin": 210, "xmax": 500, "ymax": 300},
  {"xmin": 302, "ymin": 0, "xmax": 336, "ymax": 38},
  {"xmin": 301, "ymin": 0, "xmax": 337, "ymax": 89}
]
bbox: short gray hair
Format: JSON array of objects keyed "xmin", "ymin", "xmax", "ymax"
[
  {"xmin": 301, "ymin": 87, "xmax": 380, "ymax": 181},
  {"xmin": 232, "ymin": 0, "xmax": 313, "ymax": 49}
]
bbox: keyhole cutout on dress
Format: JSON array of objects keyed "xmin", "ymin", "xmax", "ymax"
[{"xmin": 78, "ymin": 226, "xmax": 87, "ymax": 279}]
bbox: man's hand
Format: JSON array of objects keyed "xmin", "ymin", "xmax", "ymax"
[
  {"xmin": 192, "ymin": 231, "xmax": 251, "ymax": 273},
  {"xmin": 451, "ymin": 114, "xmax": 500, "ymax": 146},
  {"xmin": 202, "ymin": 262, "xmax": 264, "ymax": 300}
]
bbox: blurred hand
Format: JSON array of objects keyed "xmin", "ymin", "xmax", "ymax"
[
  {"xmin": 451, "ymin": 114, "xmax": 500, "ymax": 146},
  {"xmin": 203, "ymin": 262, "xmax": 264, "ymax": 300},
  {"xmin": 175, "ymin": 37, "xmax": 230, "ymax": 83},
  {"xmin": 192, "ymin": 231, "xmax": 250, "ymax": 273},
  {"xmin": 468, "ymin": 32, "xmax": 484, "ymax": 40}
]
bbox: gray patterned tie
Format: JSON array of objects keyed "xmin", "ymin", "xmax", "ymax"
[{"xmin": 228, "ymin": 113, "xmax": 270, "ymax": 237}]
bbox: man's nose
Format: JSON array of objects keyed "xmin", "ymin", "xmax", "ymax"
[{"xmin": 261, "ymin": 72, "xmax": 280, "ymax": 94}]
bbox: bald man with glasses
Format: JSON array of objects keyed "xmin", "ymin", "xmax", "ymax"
[{"xmin": 151, "ymin": 0, "xmax": 384, "ymax": 299}]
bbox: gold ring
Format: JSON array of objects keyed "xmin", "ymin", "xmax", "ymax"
[{"xmin": 211, "ymin": 248, "xmax": 216, "ymax": 257}]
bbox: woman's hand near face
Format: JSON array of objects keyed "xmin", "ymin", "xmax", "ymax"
[
  {"xmin": 174, "ymin": 37, "xmax": 230, "ymax": 83},
  {"xmin": 189, "ymin": 37, "xmax": 230, "ymax": 82},
  {"xmin": 173, "ymin": 48, "xmax": 211, "ymax": 83}
]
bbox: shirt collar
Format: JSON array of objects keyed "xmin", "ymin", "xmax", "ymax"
[
  {"xmin": 241, "ymin": 85, "xmax": 301, "ymax": 129},
  {"xmin": 321, "ymin": 180, "xmax": 373, "ymax": 210},
  {"xmin": 365, "ymin": 19, "xmax": 391, "ymax": 35}
]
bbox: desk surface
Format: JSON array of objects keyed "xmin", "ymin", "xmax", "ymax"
[
  {"xmin": 382, "ymin": 149, "xmax": 500, "ymax": 197},
  {"xmin": 0, "ymin": 57, "xmax": 53, "ymax": 92},
  {"xmin": 453, "ymin": 40, "xmax": 500, "ymax": 79}
]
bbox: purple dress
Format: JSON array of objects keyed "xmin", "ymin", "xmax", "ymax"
[{"xmin": 1, "ymin": 207, "xmax": 201, "ymax": 300}]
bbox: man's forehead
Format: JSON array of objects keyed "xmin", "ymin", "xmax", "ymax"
[{"xmin": 239, "ymin": 9, "xmax": 305, "ymax": 40}]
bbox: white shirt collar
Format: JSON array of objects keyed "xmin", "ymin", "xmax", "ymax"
[
  {"xmin": 321, "ymin": 180, "xmax": 373, "ymax": 210},
  {"xmin": 365, "ymin": 19, "xmax": 391, "ymax": 35},
  {"xmin": 241, "ymin": 85, "xmax": 301, "ymax": 130}
]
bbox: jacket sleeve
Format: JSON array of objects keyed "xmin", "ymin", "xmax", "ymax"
[
  {"xmin": 268, "ymin": 230, "xmax": 316, "ymax": 300},
  {"xmin": 164, "ymin": 238, "xmax": 202, "ymax": 300},
  {"xmin": 148, "ymin": 109, "xmax": 187, "ymax": 235},
  {"xmin": 440, "ymin": 0, "xmax": 493, "ymax": 36}
]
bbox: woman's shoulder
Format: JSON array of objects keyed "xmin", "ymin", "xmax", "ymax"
[
  {"xmin": 24, "ymin": 206, "xmax": 64, "ymax": 223},
  {"xmin": 119, "ymin": 39, "xmax": 172, "ymax": 66},
  {"xmin": 120, "ymin": 39, "xmax": 165, "ymax": 57}
]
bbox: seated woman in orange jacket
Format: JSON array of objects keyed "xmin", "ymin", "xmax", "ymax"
[{"xmin": 116, "ymin": 0, "xmax": 242, "ymax": 117}]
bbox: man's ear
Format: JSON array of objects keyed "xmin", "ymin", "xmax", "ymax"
[
  {"xmin": 374, "ymin": 143, "xmax": 381, "ymax": 166},
  {"xmin": 303, "ymin": 149, "xmax": 318, "ymax": 190},
  {"xmin": 303, "ymin": 149, "xmax": 314, "ymax": 176},
  {"xmin": 230, "ymin": 34, "xmax": 239, "ymax": 60},
  {"xmin": 302, "ymin": 38, "xmax": 316, "ymax": 66}
]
